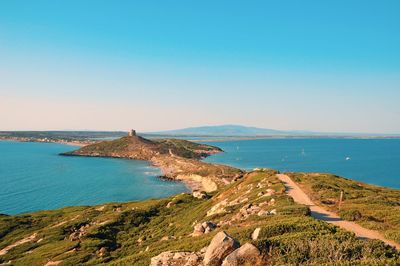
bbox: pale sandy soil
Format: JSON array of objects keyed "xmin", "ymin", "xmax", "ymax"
[
  {"xmin": 0, "ymin": 233, "xmax": 37, "ymax": 256},
  {"xmin": 276, "ymin": 174, "xmax": 400, "ymax": 250}
]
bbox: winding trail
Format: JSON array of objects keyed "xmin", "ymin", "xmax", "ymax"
[{"xmin": 276, "ymin": 174, "xmax": 400, "ymax": 250}]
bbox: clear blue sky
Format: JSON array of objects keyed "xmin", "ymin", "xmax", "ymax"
[{"xmin": 1, "ymin": 1, "xmax": 399, "ymax": 133}]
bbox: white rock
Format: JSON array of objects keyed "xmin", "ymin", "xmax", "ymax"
[{"xmin": 252, "ymin": 228, "xmax": 261, "ymax": 240}]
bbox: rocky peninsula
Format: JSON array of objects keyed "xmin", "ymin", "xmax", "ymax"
[{"xmin": 61, "ymin": 132, "xmax": 243, "ymax": 192}]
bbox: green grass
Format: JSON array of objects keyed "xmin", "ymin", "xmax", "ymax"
[
  {"xmin": 64, "ymin": 136, "xmax": 222, "ymax": 160},
  {"xmin": 1, "ymin": 170, "xmax": 398, "ymax": 265},
  {"xmin": 289, "ymin": 172, "xmax": 400, "ymax": 244}
]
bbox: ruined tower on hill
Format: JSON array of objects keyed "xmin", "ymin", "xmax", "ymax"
[{"xmin": 128, "ymin": 129, "xmax": 136, "ymax": 137}]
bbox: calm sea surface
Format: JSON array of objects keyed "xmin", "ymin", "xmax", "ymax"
[
  {"xmin": 0, "ymin": 141, "xmax": 188, "ymax": 215},
  {"xmin": 203, "ymin": 138, "xmax": 400, "ymax": 189}
]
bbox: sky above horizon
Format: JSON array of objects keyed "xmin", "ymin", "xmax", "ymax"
[{"xmin": 1, "ymin": 1, "xmax": 399, "ymax": 133}]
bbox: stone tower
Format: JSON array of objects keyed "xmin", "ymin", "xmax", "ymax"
[{"xmin": 128, "ymin": 129, "xmax": 136, "ymax": 137}]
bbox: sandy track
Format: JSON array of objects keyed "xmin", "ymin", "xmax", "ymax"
[
  {"xmin": 0, "ymin": 233, "xmax": 37, "ymax": 256},
  {"xmin": 276, "ymin": 174, "xmax": 400, "ymax": 250}
]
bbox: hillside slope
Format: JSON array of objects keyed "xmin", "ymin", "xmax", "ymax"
[{"xmin": 0, "ymin": 170, "xmax": 398, "ymax": 265}]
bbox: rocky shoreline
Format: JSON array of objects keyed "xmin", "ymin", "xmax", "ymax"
[{"xmin": 61, "ymin": 135, "xmax": 243, "ymax": 193}]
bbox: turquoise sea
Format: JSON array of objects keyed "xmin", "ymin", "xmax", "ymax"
[
  {"xmin": 2, "ymin": 139, "xmax": 399, "ymax": 215},
  {"xmin": 203, "ymin": 138, "xmax": 400, "ymax": 189},
  {"xmin": 0, "ymin": 141, "xmax": 188, "ymax": 215}
]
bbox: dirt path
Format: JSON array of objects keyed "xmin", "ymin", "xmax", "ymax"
[
  {"xmin": 276, "ymin": 174, "xmax": 400, "ymax": 250},
  {"xmin": 0, "ymin": 233, "xmax": 37, "ymax": 256}
]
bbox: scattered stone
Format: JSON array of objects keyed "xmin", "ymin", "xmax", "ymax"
[
  {"xmin": 207, "ymin": 200, "xmax": 228, "ymax": 216},
  {"xmin": 97, "ymin": 247, "xmax": 109, "ymax": 257},
  {"xmin": 270, "ymin": 198, "xmax": 276, "ymax": 205},
  {"xmin": 204, "ymin": 231, "xmax": 240, "ymax": 266},
  {"xmin": 270, "ymin": 209, "xmax": 277, "ymax": 215},
  {"xmin": 68, "ymin": 224, "xmax": 89, "ymax": 241},
  {"xmin": 221, "ymin": 243, "xmax": 262, "ymax": 266},
  {"xmin": 257, "ymin": 210, "xmax": 269, "ymax": 217},
  {"xmin": 249, "ymin": 205, "xmax": 261, "ymax": 213},
  {"xmin": 258, "ymin": 201, "xmax": 268, "ymax": 207},
  {"xmin": 150, "ymin": 251, "xmax": 203, "ymax": 266},
  {"xmin": 44, "ymin": 261, "xmax": 62, "ymax": 266},
  {"xmin": 193, "ymin": 223, "xmax": 205, "ymax": 237},
  {"xmin": 193, "ymin": 191, "xmax": 208, "ymax": 199},
  {"xmin": 252, "ymin": 228, "xmax": 261, "ymax": 240},
  {"xmin": 193, "ymin": 221, "xmax": 217, "ymax": 236},
  {"xmin": 166, "ymin": 202, "xmax": 173, "ymax": 208},
  {"xmin": 161, "ymin": 236, "xmax": 175, "ymax": 241},
  {"xmin": 202, "ymin": 221, "xmax": 217, "ymax": 233}
]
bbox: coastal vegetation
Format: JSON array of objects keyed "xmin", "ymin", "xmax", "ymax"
[
  {"xmin": 1, "ymin": 170, "xmax": 398, "ymax": 265},
  {"xmin": 64, "ymin": 136, "xmax": 222, "ymax": 160},
  {"xmin": 288, "ymin": 172, "xmax": 400, "ymax": 245}
]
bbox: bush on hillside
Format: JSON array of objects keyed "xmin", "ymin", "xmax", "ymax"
[{"xmin": 339, "ymin": 209, "xmax": 362, "ymax": 221}]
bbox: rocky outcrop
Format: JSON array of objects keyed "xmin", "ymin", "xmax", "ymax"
[
  {"xmin": 192, "ymin": 191, "xmax": 208, "ymax": 199},
  {"xmin": 68, "ymin": 224, "xmax": 89, "ymax": 241},
  {"xmin": 62, "ymin": 136, "xmax": 243, "ymax": 193},
  {"xmin": 203, "ymin": 231, "xmax": 240, "ymax": 266},
  {"xmin": 176, "ymin": 174, "xmax": 218, "ymax": 193},
  {"xmin": 150, "ymin": 251, "xmax": 203, "ymax": 266},
  {"xmin": 151, "ymin": 231, "xmax": 265, "ymax": 266},
  {"xmin": 221, "ymin": 243, "xmax": 262, "ymax": 266},
  {"xmin": 192, "ymin": 221, "xmax": 217, "ymax": 236}
]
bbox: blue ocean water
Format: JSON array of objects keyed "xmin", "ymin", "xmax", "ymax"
[
  {"xmin": 0, "ymin": 141, "xmax": 188, "ymax": 215},
  {"xmin": 203, "ymin": 138, "xmax": 400, "ymax": 189}
]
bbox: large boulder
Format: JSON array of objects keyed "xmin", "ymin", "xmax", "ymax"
[
  {"xmin": 221, "ymin": 243, "xmax": 263, "ymax": 266},
  {"xmin": 204, "ymin": 231, "xmax": 240, "ymax": 266},
  {"xmin": 150, "ymin": 251, "xmax": 203, "ymax": 266}
]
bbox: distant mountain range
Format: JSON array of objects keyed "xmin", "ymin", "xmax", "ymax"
[
  {"xmin": 148, "ymin": 125, "xmax": 399, "ymax": 137},
  {"xmin": 150, "ymin": 125, "xmax": 317, "ymax": 136}
]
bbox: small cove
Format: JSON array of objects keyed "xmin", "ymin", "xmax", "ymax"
[{"xmin": 0, "ymin": 141, "xmax": 189, "ymax": 215}]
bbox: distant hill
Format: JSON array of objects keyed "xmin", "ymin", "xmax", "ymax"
[
  {"xmin": 150, "ymin": 125, "xmax": 306, "ymax": 136},
  {"xmin": 148, "ymin": 125, "xmax": 400, "ymax": 138},
  {"xmin": 61, "ymin": 135, "xmax": 223, "ymax": 160}
]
